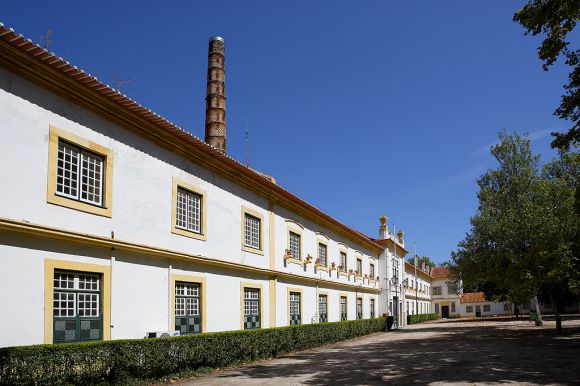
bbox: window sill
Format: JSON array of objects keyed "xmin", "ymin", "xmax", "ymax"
[
  {"xmin": 285, "ymin": 257, "xmax": 303, "ymax": 266},
  {"xmin": 172, "ymin": 227, "xmax": 207, "ymax": 241},
  {"xmin": 316, "ymin": 266, "xmax": 329, "ymax": 272},
  {"xmin": 47, "ymin": 194, "xmax": 112, "ymax": 217},
  {"xmin": 242, "ymin": 245, "xmax": 264, "ymax": 255}
]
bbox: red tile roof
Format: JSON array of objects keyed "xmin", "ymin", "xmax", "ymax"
[
  {"xmin": 430, "ymin": 267, "xmax": 450, "ymax": 279},
  {"xmin": 460, "ymin": 292, "xmax": 487, "ymax": 304}
]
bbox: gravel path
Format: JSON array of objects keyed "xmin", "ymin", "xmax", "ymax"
[{"xmin": 175, "ymin": 317, "xmax": 580, "ymax": 385}]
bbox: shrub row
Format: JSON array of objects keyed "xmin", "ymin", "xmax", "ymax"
[
  {"xmin": 407, "ymin": 313, "xmax": 439, "ymax": 325},
  {"xmin": 0, "ymin": 317, "xmax": 385, "ymax": 385}
]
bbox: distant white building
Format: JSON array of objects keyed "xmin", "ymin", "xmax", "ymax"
[{"xmin": 460, "ymin": 292, "xmax": 512, "ymax": 317}]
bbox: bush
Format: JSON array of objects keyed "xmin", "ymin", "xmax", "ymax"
[
  {"xmin": 0, "ymin": 317, "xmax": 385, "ymax": 385},
  {"xmin": 407, "ymin": 313, "xmax": 438, "ymax": 325}
]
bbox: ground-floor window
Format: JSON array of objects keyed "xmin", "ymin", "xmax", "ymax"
[
  {"xmin": 356, "ymin": 297, "xmax": 363, "ymax": 319},
  {"xmin": 318, "ymin": 294, "xmax": 328, "ymax": 322},
  {"xmin": 435, "ymin": 303, "xmax": 440, "ymax": 314},
  {"xmin": 466, "ymin": 305, "xmax": 473, "ymax": 313},
  {"xmin": 451, "ymin": 302, "xmax": 456, "ymax": 313},
  {"xmin": 370, "ymin": 298, "xmax": 375, "ymax": 318},
  {"xmin": 340, "ymin": 296, "xmax": 348, "ymax": 321},
  {"xmin": 243, "ymin": 288, "xmax": 261, "ymax": 329},
  {"xmin": 53, "ymin": 270, "xmax": 101, "ymax": 343},
  {"xmin": 483, "ymin": 304, "xmax": 491, "ymax": 312},
  {"xmin": 175, "ymin": 282, "xmax": 201, "ymax": 334},
  {"xmin": 289, "ymin": 292, "xmax": 301, "ymax": 325}
]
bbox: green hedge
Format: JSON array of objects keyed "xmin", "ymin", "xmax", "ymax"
[
  {"xmin": 0, "ymin": 317, "xmax": 385, "ymax": 385},
  {"xmin": 407, "ymin": 313, "xmax": 438, "ymax": 325}
]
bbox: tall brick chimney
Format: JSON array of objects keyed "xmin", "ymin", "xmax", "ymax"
[{"xmin": 204, "ymin": 36, "xmax": 226, "ymax": 152}]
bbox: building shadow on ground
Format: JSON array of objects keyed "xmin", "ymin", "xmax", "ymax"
[{"xmin": 211, "ymin": 321, "xmax": 580, "ymax": 385}]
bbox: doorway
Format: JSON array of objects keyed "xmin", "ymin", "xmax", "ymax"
[{"xmin": 442, "ymin": 305, "xmax": 449, "ymax": 318}]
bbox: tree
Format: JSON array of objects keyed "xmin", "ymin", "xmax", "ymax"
[
  {"xmin": 451, "ymin": 132, "xmax": 579, "ymax": 332},
  {"xmin": 407, "ymin": 255, "xmax": 436, "ymax": 269},
  {"xmin": 514, "ymin": 1, "xmax": 580, "ymax": 151}
]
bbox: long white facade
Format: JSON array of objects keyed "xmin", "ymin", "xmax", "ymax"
[{"xmin": 0, "ymin": 25, "xmax": 414, "ymax": 347}]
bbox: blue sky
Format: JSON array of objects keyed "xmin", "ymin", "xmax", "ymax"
[{"xmin": 2, "ymin": 1, "xmax": 573, "ymax": 263}]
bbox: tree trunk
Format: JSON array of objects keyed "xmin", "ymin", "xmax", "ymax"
[
  {"xmin": 533, "ymin": 295, "xmax": 543, "ymax": 326},
  {"xmin": 548, "ymin": 291, "xmax": 562, "ymax": 333}
]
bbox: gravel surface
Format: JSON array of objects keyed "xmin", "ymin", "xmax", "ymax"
[{"xmin": 173, "ymin": 316, "xmax": 580, "ymax": 385}]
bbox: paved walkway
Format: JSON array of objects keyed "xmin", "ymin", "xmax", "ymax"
[{"xmin": 177, "ymin": 317, "xmax": 580, "ymax": 385}]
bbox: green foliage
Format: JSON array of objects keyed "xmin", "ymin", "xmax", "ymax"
[
  {"xmin": 406, "ymin": 256, "xmax": 436, "ymax": 269},
  {"xmin": 451, "ymin": 132, "xmax": 580, "ymax": 329},
  {"xmin": 407, "ymin": 313, "xmax": 438, "ymax": 325},
  {"xmin": 0, "ymin": 318, "xmax": 386, "ymax": 385},
  {"xmin": 514, "ymin": 1, "xmax": 580, "ymax": 151}
]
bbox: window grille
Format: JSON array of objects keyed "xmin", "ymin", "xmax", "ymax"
[
  {"xmin": 56, "ymin": 141, "xmax": 104, "ymax": 206},
  {"xmin": 318, "ymin": 294, "xmax": 327, "ymax": 322},
  {"xmin": 289, "ymin": 292, "xmax": 301, "ymax": 325},
  {"xmin": 356, "ymin": 298, "xmax": 362, "ymax": 319},
  {"xmin": 289, "ymin": 232, "xmax": 301, "ymax": 259},
  {"xmin": 176, "ymin": 187, "xmax": 202, "ymax": 233},
  {"xmin": 175, "ymin": 282, "xmax": 201, "ymax": 334},
  {"xmin": 243, "ymin": 288, "xmax": 260, "ymax": 329},
  {"xmin": 370, "ymin": 299, "xmax": 375, "ymax": 318},
  {"xmin": 340, "ymin": 296, "xmax": 348, "ymax": 321},
  {"xmin": 53, "ymin": 271, "xmax": 101, "ymax": 343},
  {"xmin": 318, "ymin": 243, "xmax": 327, "ymax": 267},
  {"xmin": 339, "ymin": 252, "xmax": 346, "ymax": 270},
  {"xmin": 244, "ymin": 213, "xmax": 261, "ymax": 249}
]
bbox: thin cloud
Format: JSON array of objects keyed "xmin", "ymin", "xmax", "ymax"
[{"xmin": 475, "ymin": 129, "xmax": 555, "ymax": 156}]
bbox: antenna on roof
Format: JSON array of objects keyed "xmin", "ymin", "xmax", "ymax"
[{"xmin": 244, "ymin": 118, "xmax": 249, "ymax": 166}]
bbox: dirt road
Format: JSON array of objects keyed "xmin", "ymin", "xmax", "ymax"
[{"xmin": 177, "ymin": 317, "xmax": 580, "ymax": 385}]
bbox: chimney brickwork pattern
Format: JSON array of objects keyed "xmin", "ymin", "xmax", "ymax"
[{"xmin": 205, "ymin": 37, "xmax": 227, "ymax": 152}]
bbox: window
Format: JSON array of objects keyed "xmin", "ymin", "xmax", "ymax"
[
  {"xmin": 369, "ymin": 263, "xmax": 375, "ymax": 278},
  {"xmin": 176, "ymin": 187, "xmax": 202, "ymax": 233},
  {"xmin": 47, "ymin": 125, "xmax": 113, "ymax": 217},
  {"xmin": 289, "ymin": 292, "xmax": 301, "ymax": 325},
  {"xmin": 172, "ymin": 178, "xmax": 207, "ymax": 240},
  {"xmin": 339, "ymin": 251, "xmax": 347, "ymax": 271},
  {"xmin": 243, "ymin": 288, "xmax": 261, "ymax": 329},
  {"xmin": 175, "ymin": 282, "xmax": 201, "ymax": 334},
  {"xmin": 435, "ymin": 303, "xmax": 440, "ymax": 314},
  {"xmin": 53, "ymin": 270, "xmax": 101, "ymax": 343},
  {"xmin": 289, "ymin": 231, "xmax": 301, "ymax": 259},
  {"xmin": 340, "ymin": 296, "xmax": 348, "ymax": 321},
  {"xmin": 447, "ymin": 282, "xmax": 458, "ymax": 295},
  {"xmin": 356, "ymin": 298, "xmax": 363, "ymax": 319},
  {"xmin": 318, "ymin": 243, "xmax": 327, "ymax": 267},
  {"xmin": 451, "ymin": 302, "xmax": 456, "ymax": 313},
  {"xmin": 356, "ymin": 258, "xmax": 362, "ymax": 275},
  {"xmin": 370, "ymin": 298, "xmax": 375, "ymax": 318},
  {"xmin": 433, "ymin": 287, "xmax": 442, "ymax": 295},
  {"xmin": 483, "ymin": 304, "xmax": 491, "ymax": 312},
  {"xmin": 319, "ymin": 294, "xmax": 328, "ymax": 322},
  {"xmin": 466, "ymin": 305, "xmax": 473, "ymax": 313},
  {"xmin": 392, "ymin": 258, "xmax": 399, "ymax": 280}
]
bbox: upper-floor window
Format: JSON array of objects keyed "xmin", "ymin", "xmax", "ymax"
[
  {"xmin": 318, "ymin": 243, "xmax": 327, "ymax": 267},
  {"xmin": 47, "ymin": 125, "xmax": 113, "ymax": 217},
  {"xmin": 356, "ymin": 258, "xmax": 362, "ymax": 275},
  {"xmin": 391, "ymin": 258, "xmax": 399, "ymax": 280},
  {"xmin": 289, "ymin": 231, "xmax": 301, "ymax": 259},
  {"xmin": 339, "ymin": 251, "xmax": 347, "ymax": 271},
  {"xmin": 57, "ymin": 141, "xmax": 104, "ymax": 206},
  {"xmin": 244, "ymin": 213, "xmax": 261, "ymax": 249},
  {"xmin": 433, "ymin": 287, "xmax": 442, "ymax": 295},
  {"xmin": 171, "ymin": 178, "xmax": 207, "ymax": 240},
  {"xmin": 176, "ymin": 187, "xmax": 202, "ymax": 233},
  {"xmin": 369, "ymin": 263, "xmax": 375, "ymax": 278}
]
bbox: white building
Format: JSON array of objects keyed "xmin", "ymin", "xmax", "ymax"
[
  {"xmin": 460, "ymin": 292, "xmax": 511, "ymax": 317},
  {"xmin": 403, "ymin": 261, "xmax": 432, "ymax": 324},
  {"xmin": 0, "ymin": 24, "xmax": 410, "ymax": 347}
]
